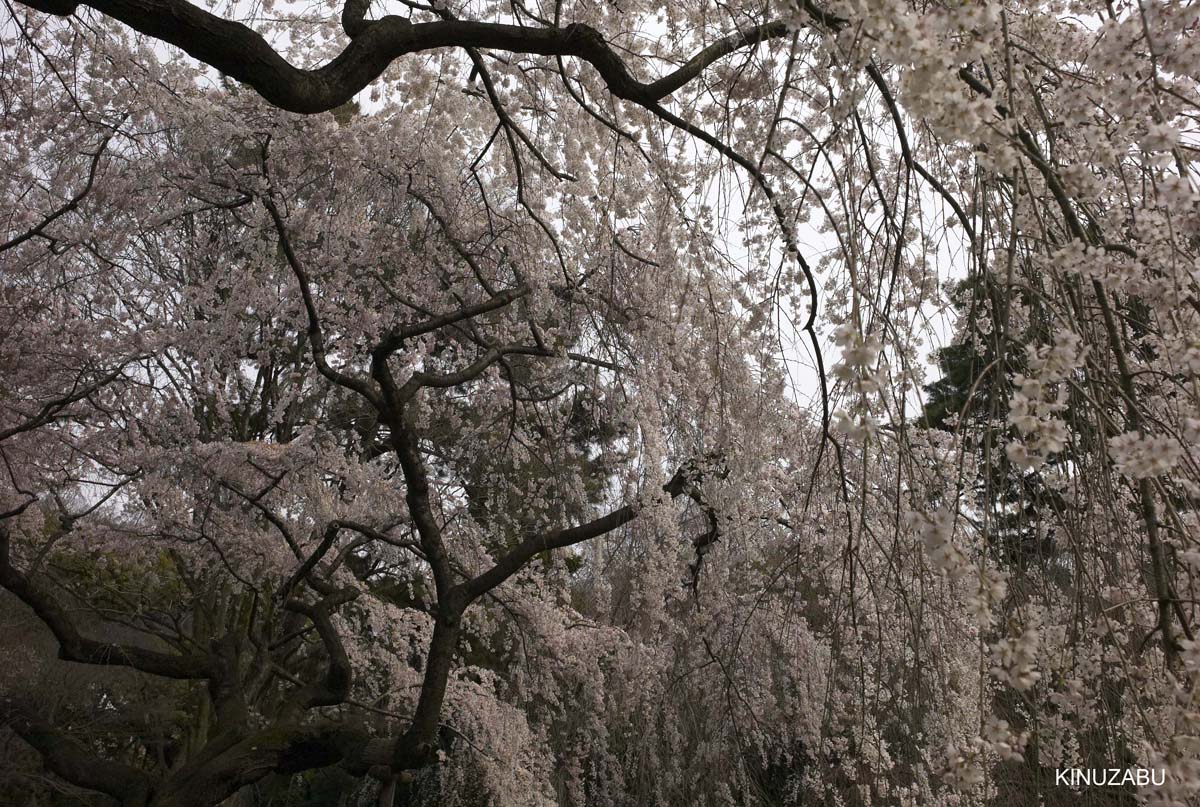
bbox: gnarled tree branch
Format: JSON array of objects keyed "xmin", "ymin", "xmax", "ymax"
[
  {"xmin": 0, "ymin": 526, "xmax": 216, "ymax": 680},
  {"xmin": 2, "ymin": 702, "xmax": 152, "ymax": 801},
  {"xmin": 17, "ymin": 0, "xmax": 791, "ymax": 113}
]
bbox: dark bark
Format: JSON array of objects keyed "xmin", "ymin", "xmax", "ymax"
[
  {"xmin": 2, "ymin": 704, "xmax": 152, "ymax": 803},
  {"xmin": 17, "ymin": 0, "xmax": 790, "ymax": 114},
  {"xmin": 0, "ymin": 527, "xmax": 215, "ymax": 680},
  {"xmin": 151, "ymin": 724, "xmax": 392, "ymax": 807}
]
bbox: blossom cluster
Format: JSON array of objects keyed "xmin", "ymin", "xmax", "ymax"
[
  {"xmin": 1108, "ymin": 431, "xmax": 1184, "ymax": 480},
  {"xmin": 908, "ymin": 508, "xmax": 970, "ymax": 581},
  {"xmin": 1005, "ymin": 330, "xmax": 1086, "ymax": 472},
  {"xmin": 831, "ymin": 323, "xmax": 886, "ymax": 440},
  {"xmin": 990, "ymin": 623, "xmax": 1042, "ymax": 691}
]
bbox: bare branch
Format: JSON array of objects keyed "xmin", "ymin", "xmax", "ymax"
[
  {"xmin": 0, "ymin": 126, "xmax": 117, "ymax": 253},
  {"xmin": 0, "ymin": 357, "xmax": 143, "ymax": 444}
]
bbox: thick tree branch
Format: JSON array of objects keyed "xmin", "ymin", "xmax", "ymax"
[
  {"xmin": 17, "ymin": 0, "xmax": 790, "ymax": 113},
  {"xmin": 387, "ymin": 424, "xmax": 455, "ymax": 599},
  {"xmin": 459, "ymin": 462, "xmax": 708, "ymax": 604},
  {"xmin": 0, "ymin": 526, "xmax": 216, "ymax": 679},
  {"xmin": 375, "ymin": 285, "xmax": 530, "ymax": 356},
  {"xmin": 394, "ymin": 613, "xmax": 458, "ymax": 771},
  {"xmin": 282, "ymin": 588, "xmax": 358, "ymax": 708},
  {"xmin": 278, "ymin": 521, "xmax": 342, "ymax": 599},
  {"xmin": 156, "ymin": 723, "xmax": 392, "ymax": 807},
  {"xmin": 2, "ymin": 702, "xmax": 151, "ymax": 801},
  {"xmin": 397, "ymin": 344, "xmax": 620, "ymax": 402}
]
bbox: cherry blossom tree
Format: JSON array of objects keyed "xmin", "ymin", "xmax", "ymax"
[{"xmin": 1, "ymin": 0, "xmax": 1199, "ymax": 806}]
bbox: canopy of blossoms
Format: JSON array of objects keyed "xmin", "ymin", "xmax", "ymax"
[{"xmin": 0, "ymin": 1, "xmax": 1197, "ymax": 806}]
